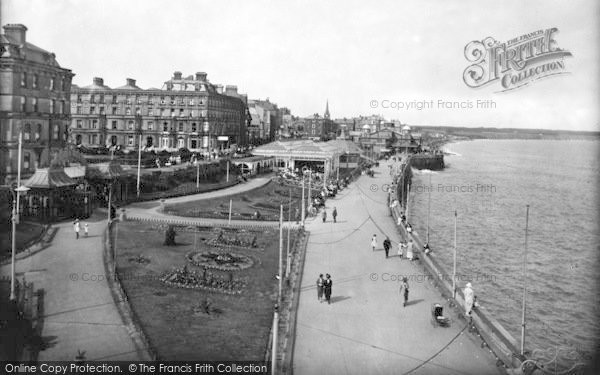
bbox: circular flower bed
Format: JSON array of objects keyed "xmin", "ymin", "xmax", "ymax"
[
  {"xmin": 186, "ymin": 251, "xmax": 254, "ymax": 271},
  {"xmin": 162, "ymin": 266, "xmax": 246, "ymax": 295}
]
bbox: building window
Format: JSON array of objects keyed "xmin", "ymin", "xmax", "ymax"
[
  {"xmin": 191, "ymin": 123, "xmax": 197, "ymax": 132},
  {"xmin": 35, "ymin": 124, "xmax": 41, "ymax": 141},
  {"xmin": 191, "ymin": 139, "xmax": 197, "ymax": 149},
  {"xmin": 170, "ymin": 109, "xmax": 175, "ymax": 117},
  {"xmin": 77, "ymin": 120, "xmax": 82, "ymax": 128},
  {"xmin": 50, "ymin": 100, "xmax": 55, "ymax": 114},
  {"xmin": 76, "ymin": 105, "xmax": 81, "ymax": 114},
  {"xmin": 53, "ymin": 124, "xmax": 59, "ymax": 140},
  {"xmin": 161, "ymin": 108, "xmax": 167, "ymax": 117},
  {"xmin": 23, "ymin": 153, "xmax": 30, "ymax": 170},
  {"xmin": 179, "ymin": 108, "xmax": 184, "ymax": 116},
  {"xmin": 126, "ymin": 107, "xmax": 131, "ymax": 115},
  {"xmin": 100, "ymin": 106, "xmax": 105, "ymax": 115},
  {"xmin": 32, "ymin": 74, "xmax": 38, "ymax": 89},
  {"xmin": 60, "ymin": 101, "xmax": 65, "ymax": 114},
  {"xmin": 178, "ymin": 138, "xmax": 185, "ymax": 148},
  {"xmin": 163, "ymin": 122, "xmax": 168, "ymax": 132},
  {"xmin": 90, "ymin": 106, "xmax": 96, "ymax": 114},
  {"xmin": 92, "ymin": 120, "xmax": 98, "ymax": 129},
  {"xmin": 148, "ymin": 121, "xmax": 153, "ymax": 130},
  {"xmin": 50, "ymin": 77, "xmax": 55, "ymax": 90},
  {"xmin": 128, "ymin": 121, "xmax": 134, "ymax": 130},
  {"xmin": 23, "ymin": 124, "xmax": 31, "ymax": 141},
  {"xmin": 110, "ymin": 135, "xmax": 117, "ymax": 146},
  {"xmin": 178, "ymin": 122, "xmax": 184, "ymax": 132},
  {"xmin": 128, "ymin": 135, "xmax": 134, "ymax": 146},
  {"xmin": 32, "ymin": 98, "xmax": 38, "ymax": 112},
  {"xmin": 92, "ymin": 134, "xmax": 98, "ymax": 144},
  {"xmin": 136, "ymin": 107, "xmax": 141, "ymax": 115},
  {"xmin": 20, "ymin": 97, "xmax": 26, "ymax": 112},
  {"xmin": 21, "ymin": 72, "xmax": 27, "ymax": 87},
  {"xmin": 148, "ymin": 108, "xmax": 154, "ymax": 116},
  {"xmin": 111, "ymin": 120, "xmax": 117, "ymax": 129}
]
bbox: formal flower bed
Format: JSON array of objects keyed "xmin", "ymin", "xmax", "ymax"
[
  {"xmin": 186, "ymin": 250, "xmax": 254, "ymax": 271},
  {"xmin": 161, "ymin": 266, "xmax": 246, "ymax": 295}
]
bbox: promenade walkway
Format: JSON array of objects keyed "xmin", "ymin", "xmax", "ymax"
[
  {"xmin": 0, "ymin": 212, "xmax": 149, "ymax": 361},
  {"xmin": 292, "ymin": 160, "xmax": 502, "ymax": 375}
]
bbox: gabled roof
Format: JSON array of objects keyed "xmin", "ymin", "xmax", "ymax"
[{"xmin": 24, "ymin": 166, "xmax": 76, "ymax": 189}]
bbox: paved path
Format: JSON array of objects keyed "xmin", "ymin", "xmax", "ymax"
[
  {"xmin": 0, "ymin": 213, "xmax": 148, "ymax": 361},
  {"xmin": 125, "ymin": 176, "xmax": 290, "ymax": 227},
  {"xmin": 292, "ymin": 160, "xmax": 502, "ymax": 375}
]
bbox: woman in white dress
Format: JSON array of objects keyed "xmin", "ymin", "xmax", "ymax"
[
  {"xmin": 371, "ymin": 234, "xmax": 377, "ymax": 251},
  {"xmin": 406, "ymin": 239, "xmax": 414, "ymax": 260}
]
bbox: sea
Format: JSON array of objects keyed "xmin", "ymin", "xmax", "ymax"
[{"xmin": 407, "ymin": 139, "xmax": 599, "ymax": 366}]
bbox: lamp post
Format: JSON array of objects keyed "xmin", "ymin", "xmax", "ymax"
[{"xmin": 10, "ymin": 185, "xmax": 30, "ymax": 301}]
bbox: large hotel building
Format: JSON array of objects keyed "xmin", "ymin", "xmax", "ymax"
[
  {"xmin": 70, "ymin": 71, "xmax": 248, "ymax": 154},
  {"xmin": 0, "ymin": 24, "xmax": 74, "ymax": 185}
]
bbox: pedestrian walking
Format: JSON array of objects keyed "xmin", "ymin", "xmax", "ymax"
[
  {"xmin": 332, "ymin": 207, "xmax": 338, "ymax": 223},
  {"xmin": 322, "ymin": 209, "xmax": 327, "ymax": 223},
  {"xmin": 316, "ymin": 274, "xmax": 325, "ymax": 302},
  {"xmin": 84, "ymin": 223, "xmax": 89, "ymax": 237},
  {"xmin": 73, "ymin": 219, "xmax": 80, "ymax": 240},
  {"xmin": 464, "ymin": 282, "xmax": 474, "ymax": 316},
  {"xmin": 323, "ymin": 274, "xmax": 333, "ymax": 304},
  {"xmin": 371, "ymin": 234, "xmax": 378, "ymax": 251},
  {"xmin": 383, "ymin": 237, "xmax": 391, "ymax": 258},
  {"xmin": 406, "ymin": 239, "xmax": 414, "ymax": 261},
  {"xmin": 398, "ymin": 241, "xmax": 404, "ymax": 259},
  {"xmin": 400, "ymin": 277, "xmax": 409, "ymax": 307}
]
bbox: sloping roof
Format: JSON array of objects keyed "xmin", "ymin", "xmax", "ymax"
[
  {"xmin": 24, "ymin": 167, "xmax": 76, "ymax": 189},
  {"xmin": 252, "ymin": 140, "xmax": 338, "ymax": 158},
  {"xmin": 326, "ymin": 139, "xmax": 363, "ymax": 154},
  {"xmin": 86, "ymin": 161, "xmax": 124, "ymax": 179}
]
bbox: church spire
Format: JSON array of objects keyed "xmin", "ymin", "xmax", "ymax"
[{"xmin": 324, "ymin": 100, "xmax": 330, "ymax": 119}]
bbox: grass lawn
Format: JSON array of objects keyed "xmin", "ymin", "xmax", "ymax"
[
  {"xmin": 0, "ymin": 222, "xmax": 45, "ymax": 260},
  {"xmin": 116, "ymin": 221, "xmax": 296, "ymax": 360},
  {"xmin": 165, "ymin": 181, "xmax": 308, "ymax": 221}
]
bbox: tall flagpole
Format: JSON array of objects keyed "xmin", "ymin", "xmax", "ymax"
[
  {"xmin": 426, "ymin": 172, "xmax": 431, "ymax": 243},
  {"xmin": 15, "ymin": 130, "xmax": 23, "ymax": 224},
  {"xmin": 405, "ymin": 183, "xmax": 411, "ymax": 223},
  {"xmin": 136, "ymin": 134, "xmax": 142, "ymax": 197},
  {"xmin": 521, "ymin": 205, "xmax": 530, "ymax": 355},
  {"xmin": 301, "ymin": 176, "xmax": 305, "ymax": 227},
  {"xmin": 286, "ymin": 188, "xmax": 291, "ymax": 278},
  {"xmin": 452, "ymin": 210, "xmax": 457, "ymax": 299}
]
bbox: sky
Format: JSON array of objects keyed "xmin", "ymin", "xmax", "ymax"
[{"xmin": 2, "ymin": 0, "xmax": 599, "ymax": 131}]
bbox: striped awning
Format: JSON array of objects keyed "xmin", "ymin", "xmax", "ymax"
[{"xmin": 24, "ymin": 166, "xmax": 76, "ymax": 189}]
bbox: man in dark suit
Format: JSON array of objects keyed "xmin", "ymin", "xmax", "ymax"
[
  {"xmin": 383, "ymin": 237, "xmax": 391, "ymax": 258},
  {"xmin": 323, "ymin": 274, "xmax": 333, "ymax": 304}
]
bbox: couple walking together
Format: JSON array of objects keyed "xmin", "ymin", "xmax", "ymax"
[{"xmin": 316, "ymin": 274, "xmax": 333, "ymax": 304}]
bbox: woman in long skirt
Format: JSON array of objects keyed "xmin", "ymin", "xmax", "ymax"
[{"xmin": 371, "ymin": 234, "xmax": 378, "ymax": 251}]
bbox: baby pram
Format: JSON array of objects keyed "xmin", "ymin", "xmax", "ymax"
[{"xmin": 431, "ymin": 303, "xmax": 450, "ymax": 327}]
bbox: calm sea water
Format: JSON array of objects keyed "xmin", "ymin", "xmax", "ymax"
[{"xmin": 408, "ymin": 139, "xmax": 599, "ymax": 361}]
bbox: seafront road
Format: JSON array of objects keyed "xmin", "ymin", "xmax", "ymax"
[{"xmin": 292, "ymin": 160, "xmax": 503, "ymax": 375}]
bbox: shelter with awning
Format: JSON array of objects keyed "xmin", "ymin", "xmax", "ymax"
[
  {"xmin": 22, "ymin": 166, "xmax": 89, "ymax": 221},
  {"xmin": 85, "ymin": 160, "xmax": 130, "ymax": 204},
  {"xmin": 252, "ymin": 140, "xmax": 340, "ymax": 177}
]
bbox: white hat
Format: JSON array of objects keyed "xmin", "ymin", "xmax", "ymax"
[{"xmin": 466, "ymin": 282, "xmax": 472, "ymax": 288}]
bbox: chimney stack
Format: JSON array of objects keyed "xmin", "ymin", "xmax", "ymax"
[
  {"xmin": 173, "ymin": 71, "xmax": 182, "ymax": 80},
  {"xmin": 93, "ymin": 77, "xmax": 104, "ymax": 86},
  {"xmin": 126, "ymin": 78, "xmax": 136, "ymax": 87},
  {"xmin": 216, "ymin": 84, "xmax": 223, "ymax": 94},
  {"xmin": 3, "ymin": 24, "xmax": 27, "ymax": 44},
  {"xmin": 225, "ymin": 85, "xmax": 238, "ymax": 96},
  {"xmin": 195, "ymin": 72, "xmax": 207, "ymax": 81}
]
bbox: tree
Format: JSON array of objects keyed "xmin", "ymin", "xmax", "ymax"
[{"xmin": 164, "ymin": 225, "xmax": 177, "ymax": 246}]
